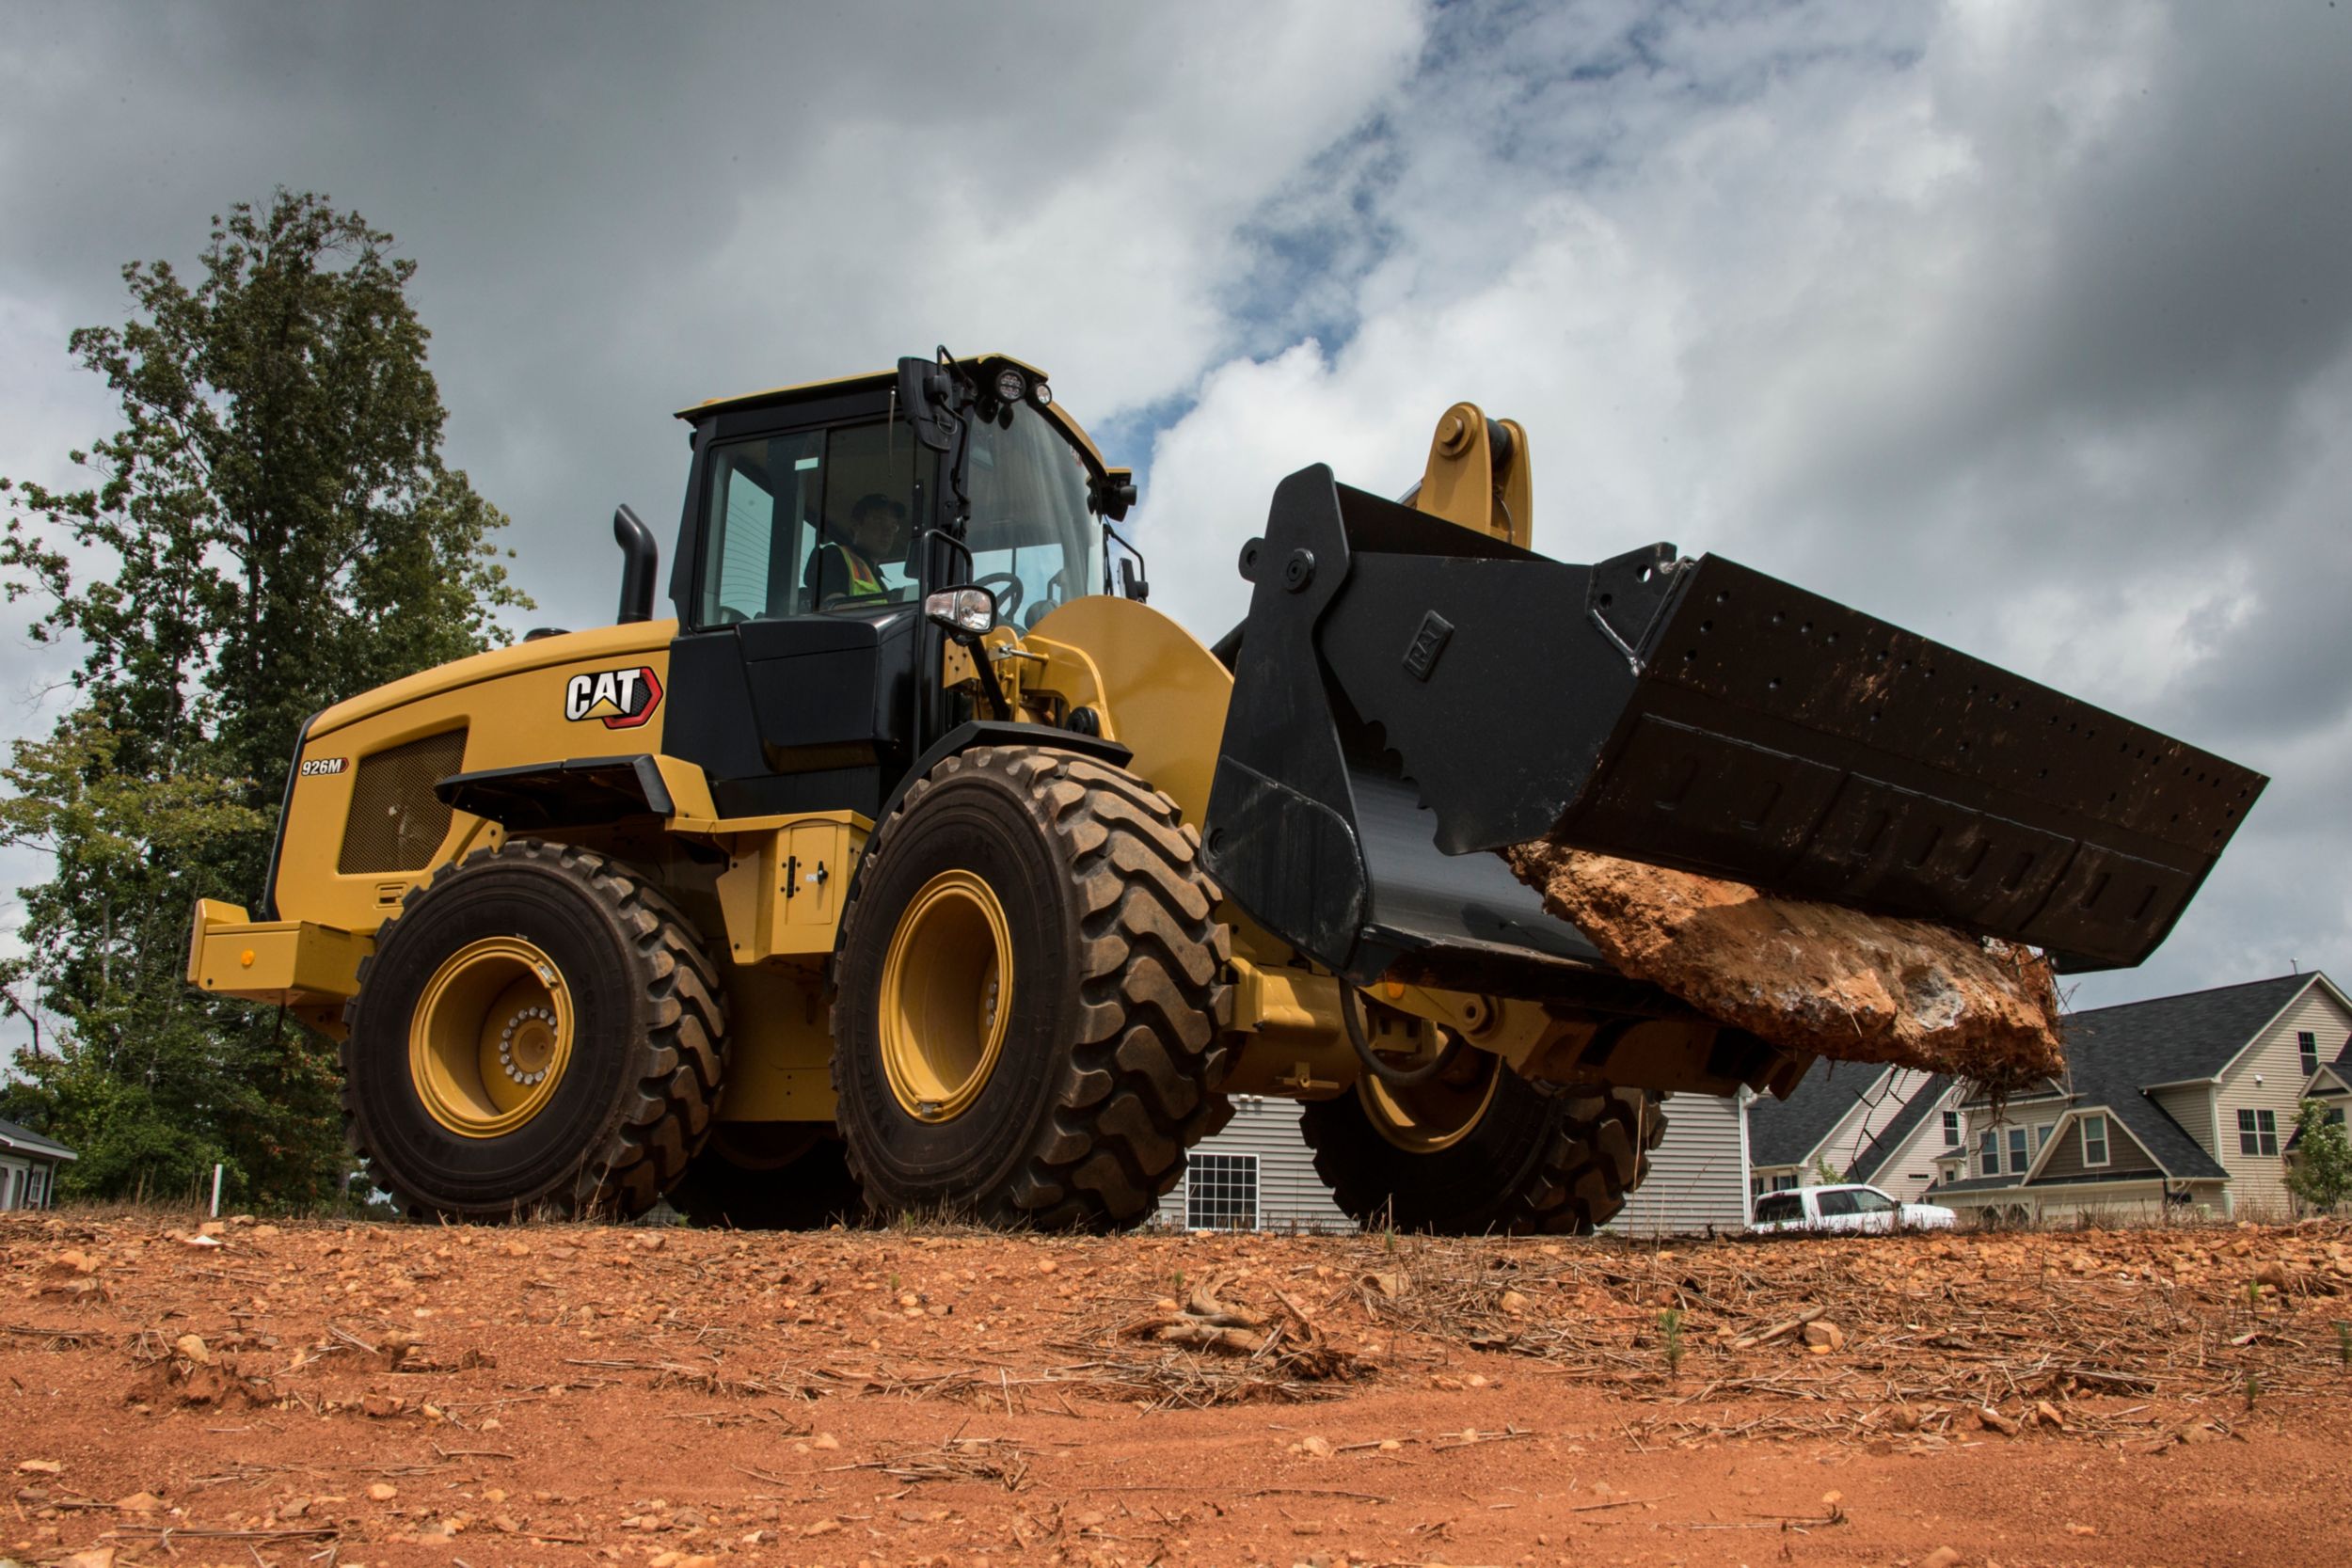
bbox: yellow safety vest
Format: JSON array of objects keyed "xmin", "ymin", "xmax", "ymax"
[{"xmin": 820, "ymin": 543, "xmax": 885, "ymax": 598}]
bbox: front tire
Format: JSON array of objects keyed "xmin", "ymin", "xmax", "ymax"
[
  {"xmin": 342, "ymin": 839, "xmax": 726, "ymax": 1221},
  {"xmin": 1301, "ymin": 1054, "xmax": 1663, "ymax": 1235},
  {"xmin": 831, "ymin": 745, "xmax": 1231, "ymax": 1229}
]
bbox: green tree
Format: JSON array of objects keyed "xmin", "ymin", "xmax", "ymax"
[
  {"xmin": 0, "ymin": 191, "xmax": 528, "ymax": 1205},
  {"xmin": 2286, "ymin": 1099, "xmax": 2352, "ymax": 1213}
]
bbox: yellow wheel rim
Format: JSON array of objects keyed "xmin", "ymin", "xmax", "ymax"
[
  {"xmin": 408, "ymin": 936, "xmax": 575, "ymax": 1138},
  {"xmin": 880, "ymin": 869, "xmax": 1014, "ymax": 1123},
  {"xmin": 1361, "ymin": 1047, "xmax": 1502, "ymax": 1154}
]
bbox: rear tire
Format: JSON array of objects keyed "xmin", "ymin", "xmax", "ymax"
[
  {"xmin": 1301, "ymin": 1057, "xmax": 1663, "ymax": 1235},
  {"xmin": 831, "ymin": 745, "xmax": 1231, "ymax": 1229},
  {"xmin": 342, "ymin": 839, "xmax": 726, "ymax": 1221}
]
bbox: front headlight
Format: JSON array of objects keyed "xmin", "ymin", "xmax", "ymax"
[{"xmin": 924, "ymin": 587, "xmax": 997, "ymax": 636}]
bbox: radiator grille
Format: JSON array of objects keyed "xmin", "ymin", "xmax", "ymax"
[{"xmin": 337, "ymin": 730, "xmax": 469, "ymax": 875}]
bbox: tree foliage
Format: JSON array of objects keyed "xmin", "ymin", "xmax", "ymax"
[
  {"xmin": 0, "ymin": 191, "xmax": 528, "ymax": 1206},
  {"xmin": 2286, "ymin": 1098, "xmax": 2352, "ymax": 1213}
]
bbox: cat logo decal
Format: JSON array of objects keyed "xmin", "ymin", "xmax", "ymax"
[{"xmin": 564, "ymin": 666, "xmax": 663, "ymax": 729}]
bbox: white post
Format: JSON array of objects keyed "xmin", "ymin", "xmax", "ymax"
[{"xmin": 210, "ymin": 1163, "xmax": 224, "ymax": 1219}]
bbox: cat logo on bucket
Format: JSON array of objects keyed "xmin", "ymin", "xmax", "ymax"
[{"xmin": 564, "ymin": 665, "xmax": 663, "ymax": 729}]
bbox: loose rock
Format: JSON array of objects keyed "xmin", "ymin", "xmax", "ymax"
[{"xmin": 1502, "ymin": 842, "xmax": 2063, "ymax": 1086}]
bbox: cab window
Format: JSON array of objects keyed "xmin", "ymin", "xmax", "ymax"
[
  {"xmin": 1850, "ymin": 1188, "xmax": 1895, "ymax": 1213},
  {"xmin": 1754, "ymin": 1193, "xmax": 1802, "ymax": 1225},
  {"xmin": 699, "ymin": 422, "xmax": 918, "ymax": 625},
  {"xmin": 1814, "ymin": 1189, "xmax": 1859, "ymax": 1217},
  {"xmin": 961, "ymin": 404, "xmax": 1102, "ymax": 629}
]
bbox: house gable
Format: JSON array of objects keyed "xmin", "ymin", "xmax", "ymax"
[
  {"xmin": 1747, "ymin": 1064, "xmax": 1895, "ymax": 1174},
  {"xmin": 1847, "ymin": 1078, "xmax": 1963, "ymax": 1203},
  {"xmin": 2066, "ymin": 973, "xmax": 2313, "ymax": 1089},
  {"xmin": 2027, "ymin": 1106, "xmax": 2161, "ymax": 1182},
  {"xmin": 2210, "ymin": 972, "xmax": 2351, "ymax": 1085},
  {"xmin": 2214, "ymin": 977, "xmax": 2352, "ymax": 1212}
]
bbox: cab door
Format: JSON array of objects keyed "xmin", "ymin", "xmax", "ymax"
[{"xmin": 663, "ymin": 406, "xmax": 939, "ymax": 820}]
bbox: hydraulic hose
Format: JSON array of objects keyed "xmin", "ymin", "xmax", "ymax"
[{"xmin": 1339, "ymin": 984, "xmax": 1463, "ymax": 1088}]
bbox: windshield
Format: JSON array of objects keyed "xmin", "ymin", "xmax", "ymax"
[{"xmin": 960, "ymin": 403, "xmax": 1102, "ymax": 629}]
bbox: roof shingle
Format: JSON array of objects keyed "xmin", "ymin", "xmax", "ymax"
[{"xmin": 0, "ymin": 1117, "xmax": 75, "ymax": 1161}]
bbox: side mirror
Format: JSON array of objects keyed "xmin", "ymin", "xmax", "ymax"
[
  {"xmin": 898, "ymin": 355, "xmax": 961, "ymax": 454},
  {"xmin": 924, "ymin": 584, "xmax": 998, "ymax": 638},
  {"xmin": 1119, "ymin": 556, "xmax": 1150, "ymax": 604},
  {"xmin": 1089, "ymin": 468, "xmax": 1137, "ymax": 521}
]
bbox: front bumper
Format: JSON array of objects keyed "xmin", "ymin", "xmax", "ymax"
[{"xmin": 185, "ymin": 897, "xmax": 369, "ymax": 1005}]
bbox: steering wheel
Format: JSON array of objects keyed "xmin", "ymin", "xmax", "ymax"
[{"xmin": 969, "ymin": 571, "xmax": 1025, "ymax": 621}]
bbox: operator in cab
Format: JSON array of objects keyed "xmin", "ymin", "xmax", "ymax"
[{"xmin": 809, "ymin": 491, "xmax": 905, "ymax": 608}]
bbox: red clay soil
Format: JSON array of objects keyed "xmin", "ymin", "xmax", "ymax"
[
  {"xmin": 1503, "ymin": 843, "xmax": 2065, "ymax": 1090},
  {"xmin": 10, "ymin": 1212, "xmax": 2352, "ymax": 1568}
]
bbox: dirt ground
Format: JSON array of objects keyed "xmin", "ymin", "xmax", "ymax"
[{"xmin": 8, "ymin": 1212, "xmax": 2352, "ymax": 1568}]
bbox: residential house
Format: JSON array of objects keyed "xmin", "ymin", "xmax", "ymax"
[
  {"xmin": 1747, "ymin": 1064, "xmax": 1958, "ymax": 1207},
  {"xmin": 2299, "ymin": 1032, "xmax": 2352, "ymax": 1141},
  {"xmin": 1843, "ymin": 1074, "xmax": 1965, "ymax": 1203},
  {"xmin": 1157, "ymin": 1097, "xmax": 1351, "ymax": 1231},
  {"xmin": 0, "ymin": 1117, "xmax": 74, "ymax": 1211},
  {"xmin": 1606, "ymin": 1091, "xmax": 1751, "ymax": 1237},
  {"xmin": 1926, "ymin": 972, "xmax": 2348, "ymax": 1223},
  {"xmin": 1167, "ymin": 1089, "xmax": 1754, "ymax": 1236}
]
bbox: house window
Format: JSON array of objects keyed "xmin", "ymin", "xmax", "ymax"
[
  {"xmin": 2035, "ymin": 1123, "xmax": 2052, "ymax": 1148},
  {"xmin": 1185, "ymin": 1153, "xmax": 1259, "ymax": 1230},
  {"xmin": 1977, "ymin": 1130, "xmax": 1999, "ymax": 1177},
  {"xmin": 2237, "ymin": 1108, "xmax": 2280, "ymax": 1157},
  {"xmin": 2081, "ymin": 1114, "xmax": 2108, "ymax": 1167},
  {"xmin": 2300, "ymin": 1031, "xmax": 2320, "ymax": 1078},
  {"xmin": 1943, "ymin": 1110, "xmax": 1962, "ymax": 1147},
  {"xmin": 1774, "ymin": 1173, "xmax": 1800, "ymax": 1192},
  {"xmin": 2007, "ymin": 1126, "xmax": 2029, "ymax": 1174}
]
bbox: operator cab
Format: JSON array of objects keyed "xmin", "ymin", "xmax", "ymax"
[{"xmin": 659, "ymin": 353, "xmax": 1138, "ymax": 819}]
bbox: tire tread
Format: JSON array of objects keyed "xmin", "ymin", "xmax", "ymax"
[
  {"xmin": 833, "ymin": 745, "xmax": 1232, "ymax": 1230},
  {"xmin": 341, "ymin": 838, "xmax": 728, "ymax": 1222}
]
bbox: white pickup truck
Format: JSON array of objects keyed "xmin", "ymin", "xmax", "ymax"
[{"xmin": 1749, "ymin": 1182, "xmax": 1958, "ymax": 1234}]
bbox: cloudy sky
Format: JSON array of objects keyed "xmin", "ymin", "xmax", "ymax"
[{"xmin": 4, "ymin": 0, "xmax": 2349, "ymax": 1038}]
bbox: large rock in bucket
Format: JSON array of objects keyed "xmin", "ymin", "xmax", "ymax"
[{"xmin": 1502, "ymin": 842, "xmax": 2064, "ymax": 1089}]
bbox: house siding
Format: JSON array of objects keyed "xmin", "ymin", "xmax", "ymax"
[
  {"xmin": 1158, "ymin": 1097, "xmax": 1352, "ymax": 1232},
  {"xmin": 1608, "ymin": 1093, "xmax": 1748, "ymax": 1235},
  {"xmin": 2036, "ymin": 1113, "xmax": 2157, "ymax": 1181},
  {"xmin": 1822, "ymin": 1069, "xmax": 1939, "ymax": 1177},
  {"xmin": 1956, "ymin": 1096, "xmax": 2070, "ymax": 1180},
  {"xmin": 1866, "ymin": 1084, "xmax": 1967, "ymax": 1202},
  {"xmin": 2218, "ymin": 986, "xmax": 2352, "ymax": 1214},
  {"xmin": 2151, "ymin": 1084, "xmax": 2217, "ymax": 1161},
  {"xmin": 1751, "ymin": 1069, "xmax": 1947, "ymax": 1188}
]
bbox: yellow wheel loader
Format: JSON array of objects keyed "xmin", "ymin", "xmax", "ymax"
[{"xmin": 186, "ymin": 351, "xmax": 2264, "ymax": 1230}]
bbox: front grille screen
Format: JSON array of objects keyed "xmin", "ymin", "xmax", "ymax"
[{"xmin": 337, "ymin": 730, "xmax": 469, "ymax": 875}]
